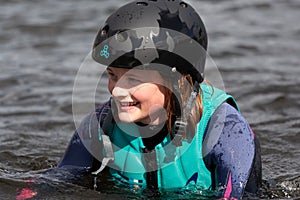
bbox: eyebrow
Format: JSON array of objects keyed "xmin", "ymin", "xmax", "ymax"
[
  {"xmin": 106, "ymin": 68, "xmax": 114, "ymax": 74},
  {"xmin": 106, "ymin": 67, "xmax": 112, "ymax": 71},
  {"xmin": 106, "ymin": 68, "xmax": 143, "ymax": 79},
  {"xmin": 125, "ymin": 72, "xmax": 142, "ymax": 79}
]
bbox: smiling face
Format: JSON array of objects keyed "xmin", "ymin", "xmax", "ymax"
[{"xmin": 107, "ymin": 67, "xmax": 167, "ymax": 125}]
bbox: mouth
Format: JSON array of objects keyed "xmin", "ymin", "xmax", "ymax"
[
  {"xmin": 120, "ymin": 101, "xmax": 139, "ymax": 106},
  {"xmin": 118, "ymin": 101, "xmax": 140, "ymax": 111}
]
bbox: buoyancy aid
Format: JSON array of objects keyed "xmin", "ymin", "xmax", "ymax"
[{"xmin": 103, "ymin": 84, "xmax": 239, "ymax": 189}]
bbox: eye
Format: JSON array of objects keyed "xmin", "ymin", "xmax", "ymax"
[
  {"xmin": 128, "ymin": 77, "xmax": 142, "ymax": 84},
  {"xmin": 107, "ymin": 71, "xmax": 118, "ymax": 81}
]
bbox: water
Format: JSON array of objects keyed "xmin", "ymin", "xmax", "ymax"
[{"xmin": 1, "ymin": 0, "xmax": 299, "ymax": 199}]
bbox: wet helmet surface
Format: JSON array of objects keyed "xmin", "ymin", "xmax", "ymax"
[{"xmin": 92, "ymin": 0, "xmax": 208, "ymax": 83}]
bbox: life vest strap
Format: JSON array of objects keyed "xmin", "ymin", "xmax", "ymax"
[{"xmin": 91, "ymin": 134, "xmax": 114, "ymax": 176}]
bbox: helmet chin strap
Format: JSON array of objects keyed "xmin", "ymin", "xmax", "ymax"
[{"xmin": 171, "ymin": 67, "xmax": 200, "ymax": 146}]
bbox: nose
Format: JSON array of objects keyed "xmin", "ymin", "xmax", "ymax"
[{"xmin": 112, "ymin": 86, "xmax": 130, "ymax": 98}]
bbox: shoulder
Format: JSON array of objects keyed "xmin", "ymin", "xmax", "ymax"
[
  {"xmin": 209, "ymin": 102, "xmax": 251, "ymax": 133},
  {"xmin": 95, "ymin": 100, "xmax": 111, "ymax": 115},
  {"xmin": 95, "ymin": 100, "xmax": 111, "ymax": 126},
  {"xmin": 203, "ymin": 102, "xmax": 255, "ymax": 155}
]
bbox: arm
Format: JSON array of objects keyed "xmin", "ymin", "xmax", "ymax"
[
  {"xmin": 16, "ymin": 102, "xmax": 111, "ymax": 198},
  {"xmin": 47, "ymin": 101, "xmax": 112, "ymax": 180},
  {"xmin": 58, "ymin": 100, "xmax": 111, "ymax": 168},
  {"xmin": 203, "ymin": 103, "xmax": 261, "ymax": 199},
  {"xmin": 45, "ymin": 115, "xmax": 101, "ymax": 181},
  {"xmin": 57, "ymin": 130, "xmax": 96, "ymax": 170}
]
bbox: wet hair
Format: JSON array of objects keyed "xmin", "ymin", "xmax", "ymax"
[{"xmin": 163, "ymin": 74, "xmax": 203, "ymax": 140}]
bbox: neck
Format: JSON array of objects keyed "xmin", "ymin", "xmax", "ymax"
[{"xmin": 137, "ymin": 122, "xmax": 168, "ymax": 150}]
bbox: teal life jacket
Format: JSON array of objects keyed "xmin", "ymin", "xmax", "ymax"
[{"xmin": 105, "ymin": 84, "xmax": 239, "ymax": 189}]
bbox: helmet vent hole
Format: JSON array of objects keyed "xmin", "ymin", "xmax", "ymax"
[
  {"xmin": 180, "ymin": 2, "xmax": 188, "ymax": 8},
  {"xmin": 136, "ymin": 2, "xmax": 148, "ymax": 6},
  {"xmin": 101, "ymin": 25, "xmax": 109, "ymax": 37}
]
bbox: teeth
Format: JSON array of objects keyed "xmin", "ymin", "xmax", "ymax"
[{"xmin": 120, "ymin": 102, "xmax": 138, "ymax": 106}]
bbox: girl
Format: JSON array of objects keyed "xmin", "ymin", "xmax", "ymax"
[{"xmin": 58, "ymin": 0, "xmax": 262, "ymax": 198}]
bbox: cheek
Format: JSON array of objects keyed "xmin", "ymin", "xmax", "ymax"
[
  {"xmin": 155, "ymin": 88, "xmax": 166, "ymax": 106},
  {"xmin": 139, "ymin": 86, "xmax": 165, "ymax": 106}
]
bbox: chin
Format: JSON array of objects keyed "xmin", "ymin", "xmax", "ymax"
[{"xmin": 118, "ymin": 113, "xmax": 137, "ymax": 123}]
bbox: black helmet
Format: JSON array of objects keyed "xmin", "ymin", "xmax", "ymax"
[{"xmin": 92, "ymin": 0, "xmax": 207, "ymax": 83}]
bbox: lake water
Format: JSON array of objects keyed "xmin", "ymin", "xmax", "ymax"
[{"xmin": 0, "ymin": 0, "xmax": 299, "ymax": 199}]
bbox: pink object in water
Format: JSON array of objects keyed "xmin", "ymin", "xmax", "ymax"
[
  {"xmin": 224, "ymin": 172, "xmax": 232, "ymax": 198},
  {"xmin": 16, "ymin": 188, "xmax": 37, "ymax": 200}
]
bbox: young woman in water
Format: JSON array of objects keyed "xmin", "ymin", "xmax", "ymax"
[{"xmin": 57, "ymin": 0, "xmax": 262, "ymax": 198}]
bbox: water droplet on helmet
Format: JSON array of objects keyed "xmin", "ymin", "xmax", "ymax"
[
  {"xmin": 136, "ymin": 2, "xmax": 148, "ymax": 6},
  {"xmin": 101, "ymin": 30, "xmax": 106, "ymax": 36},
  {"xmin": 180, "ymin": 2, "xmax": 188, "ymax": 8}
]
